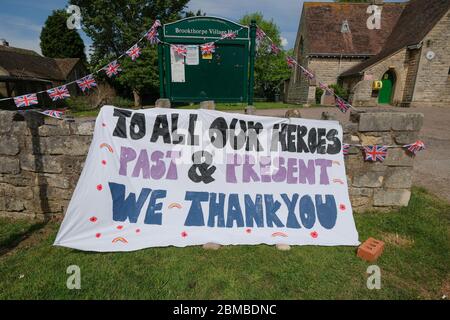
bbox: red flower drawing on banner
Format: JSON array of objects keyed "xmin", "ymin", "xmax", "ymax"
[
  {"xmin": 136, "ymin": 229, "xmax": 141, "ymax": 234},
  {"xmin": 95, "ymin": 233, "xmax": 101, "ymax": 238},
  {"xmin": 117, "ymin": 225, "xmax": 123, "ymax": 230},
  {"xmin": 89, "ymin": 216, "xmax": 97, "ymax": 222},
  {"xmin": 339, "ymin": 204, "xmax": 346, "ymax": 211},
  {"xmin": 101, "ymin": 160, "xmax": 107, "ymax": 166},
  {"xmin": 96, "ymin": 184, "xmax": 103, "ymax": 191},
  {"xmin": 181, "ymin": 231, "xmax": 188, "ymax": 238},
  {"xmin": 245, "ymin": 228, "xmax": 252, "ymax": 234},
  {"xmin": 310, "ymin": 231, "xmax": 318, "ymax": 239},
  {"xmin": 102, "ymin": 123, "xmax": 106, "ymax": 127}
]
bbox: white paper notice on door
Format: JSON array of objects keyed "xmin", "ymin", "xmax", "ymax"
[
  {"xmin": 171, "ymin": 63, "xmax": 185, "ymax": 83},
  {"xmin": 185, "ymin": 45, "xmax": 199, "ymax": 65}
]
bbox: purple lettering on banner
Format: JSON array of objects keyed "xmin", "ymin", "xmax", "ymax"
[
  {"xmin": 150, "ymin": 150, "xmax": 165, "ymax": 180},
  {"xmin": 165, "ymin": 151, "xmax": 181, "ymax": 180},
  {"xmin": 272, "ymin": 157, "xmax": 286, "ymax": 182},
  {"xmin": 298, "ymin": 159, "xmax": 315, "ymax": 185},
  {"xmin": 132, "ymin": 149, "xmax": 151, "ymax": 178},
  {"xmin": 243, "ymin": 154, "xmax": 260, "ymax": 183},
  {"xmin": 119, "ymin": 146, "xmax": 137, "ymax": 176},
  {"xmin": 260, "ymin": 156, "xmax": 272, "ymax": 183},
  {"xmin": 286, "ymin": 158, "xmax": 298, "ymax": 184},
  {"xmin": 315, "ymin": 159, "xmax": 332, "ymax": 185},
  {"xmin": 226, "ymin": 154, "xmax": 242, "ymax": 183}
]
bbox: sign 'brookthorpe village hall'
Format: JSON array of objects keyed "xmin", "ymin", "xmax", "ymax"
[{"xmin": 158, "ymin": 16, "xmax": 256, "ymax": 104}]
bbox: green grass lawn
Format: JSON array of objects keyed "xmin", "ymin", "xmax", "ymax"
[
  {"xmin": 69, "ymin": 102, "xmax": 312, "ymax": 118},
  {"xmin": 0, "ymin": 187, "xmax": 448, "ymax": 300}
]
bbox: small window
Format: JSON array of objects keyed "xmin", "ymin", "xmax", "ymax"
[
  {"xmin": 341, "ymin": 20, "xmax": 351, "ymax": 33},
  {"xmin": 448, "ymin": 67, "xmax": 450, "ymax": 75}
]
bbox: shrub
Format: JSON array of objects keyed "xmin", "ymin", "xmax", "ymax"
[
  {"xmin": 315, "ymin": 88, "xmax": 324, "ymax": 105},
  {"xmin": 329, "ymin": 84, "xmax": 349, "ymax": 101}
]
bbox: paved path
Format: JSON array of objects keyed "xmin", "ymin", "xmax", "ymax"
[{"xmin": 251, "ymin": 106, "xmax": 450, "ymax": 203}]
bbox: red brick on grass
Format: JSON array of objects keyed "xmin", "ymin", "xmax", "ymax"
[{"xmin": 357, "ymin": 237, "xmax": 385, "ymax": 262}]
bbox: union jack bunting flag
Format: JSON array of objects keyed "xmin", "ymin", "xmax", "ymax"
[
  {"xmin": 145, "ymin": 27, "xmax": 159, "ymax": 44},
  {"xmin": 200, "ymin": 42, "xmax": 215, "ymax": 55},
  {"xmin": 404, "ymin": 140, "xmax": 425, "ymax": 155},
  {"xmin": 126, "ymin": 44, "xmax": 141, "ymax": 61},
  {"xmin": 319, "ymin": 82, "xmax": 328, "ymax": 90},
  {"xmin": 151, "ymin": 19, "xmax": 162, "ymax": 29},
  {"xmin": 47, "ymin": 85, "xmax": 70, "ymax": 101},
  {"xmin": 76, "ymin": 75, "xmax": 97, "ymax": 92},
  {"xmin": 301, "ymin": 67, "xmax": 315, "ymax": 80},
  {"xmin": 271, "ymin": 43, "xmax": 280, "ymax": 54},
  {"xmin": 172, "ymin": 45, "xmax": 187, "ymax": 57},
  {"xmin": 343, "ymin": 144, "xmax": 350, "ymax": 156},
  {"xmin": 364, "ymin": 145, "xmax": 388, "ymax": 162},
  {"xmin": 335, "ymin": 97, "xmax": 351, "ymax": 113},
  {"xmin": 256, "ymin": 28, "xmax": 266, "ymax": 41},
  {"xmin": 104, "ymin": 61, "xmax": 121, "ymax": 77},
  {"xmin": 40, "ymin": 109, "xmax": 64, "ymax": 119},
  {"xmin": 14, "ymin": 93, "xmax": 38, "ymax": 108},
  {"xmin": 286, "ymin": 56, "xmax": 297, "ymax": 68},
  {"xmin": 221, "ymin": 32, "xmax": 236, "ymax": 40}
]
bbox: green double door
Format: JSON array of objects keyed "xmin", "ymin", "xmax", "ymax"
[
  {"xmin": 168, "ymin": 43, "xmax": 248, "ymax": 103},
  {"xmin": 378, "ymin": 71, "xmax": 395, "ymax": 104}
]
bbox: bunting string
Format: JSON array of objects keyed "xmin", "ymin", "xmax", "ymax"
[{"xmin": 0, "ymin": 18, "xmax": 425, "ymax": 160}]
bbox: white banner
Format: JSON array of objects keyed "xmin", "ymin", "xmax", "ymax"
[{"xmin": 54, "ymin": 106, "xmax": 360, "ymax": 252}]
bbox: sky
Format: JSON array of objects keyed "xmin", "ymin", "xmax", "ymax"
[{"xmin": 0, "ymin": 0, "xmax": 408, "ymax": 56}]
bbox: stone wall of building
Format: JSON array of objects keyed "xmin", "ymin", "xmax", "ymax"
[
  {"xmin": 350, "ymin": 49, "xmax": 408, "ymax": 107},
  {"xmin": 0, "ymin": 109, "xmax": 423, "ymax": 219},
  {"xmin": 287, "ymin": 57, "xmax": 366, "ymax": 105},
  {"xmin": 412, "ymin": 10, "xmax": 450, "ymax": 107}
]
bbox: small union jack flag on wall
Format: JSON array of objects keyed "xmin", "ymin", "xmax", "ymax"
[
  {"xmin": 364, "ymin": 145, "xmax": 388, "ymax": 162},
  {"xmin": 47, "ymin": 85, "xmax": 70, "ymax": 101},
  {"xmin": 14, "ymin": 93, "xmax": 38, "ymax": 108},
  {"xmin": 126, "ymin": 44, "xmax": 141, "ymax": 61},
  {"xmin": 200, "ymin": 42, "xmax": 215, "ymax": 55},
  {"xmin": 404, "ymin": 140, "xmax": 425, "ymax": 155},
  {"xmin": 221, "ymin": 32, "xmax": 236, "ymax": 40},
  {"xmin": 287, "ymin": 56, "xmax": 297, "ymax": 68},
  {"xmin": 172, "ymin": 45, "xmax": 187, "ymax": 57},
  {"xmin": 343, "ymin": 144, "xmax": 350, "ymax": 156},
  {"xmin": 40, "ymin": 109, "xmax": 64, "ymax": 119},
  {"xmin": 76, "ymin": 75, "xmax": 97, "ymax": 92},
  {"xmin": 104, "ymin": 61, "xmax": 121, "ymax": 78},
  {"xmin": 271, "ymin": 43, "xmax": 280, "ymax": 55},
  {"xmin": 335, "ymin": 97, "xmax": 351, "ymax": 113}
]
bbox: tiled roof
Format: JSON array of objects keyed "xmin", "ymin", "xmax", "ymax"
[
  {"xmin": 341, "ymin": 0, "xmax": 450, "ymax": 77},
  {"xmin": 0, "ymin": 45, "xmax": 82, "ymax": 81},
  {"xmin": 303, "ymin": 2, "xmax": 405, "ymax": 56}
]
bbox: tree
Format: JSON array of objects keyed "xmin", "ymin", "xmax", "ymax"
[
  {"xmin": 40, "ymin": 9, "xmax": 86, "ymax": 60},
  {"xmin": 239, "ymin": 12, "xmax": 291, "ymax": 100},
  {"xmin": 70, "ymin": 0, "xmax": 190, "ymax": 106}
]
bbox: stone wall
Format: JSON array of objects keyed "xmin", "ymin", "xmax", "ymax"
[
  {"xmin": 0, "ymin": 111, "xmax": 94, "ymax": 220},
  {"xmin": 344, "ymin": 111, "xmax": 423, "ymax": 212},
  {"xmin": 0, "ymin": 109, "xmax": 423, "ymax": 219},
  {"xmin": 412, "ymin": 10, "xmax": 450, "ymax": 107}
]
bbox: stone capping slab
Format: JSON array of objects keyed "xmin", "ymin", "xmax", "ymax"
[{"xmin": 356, "ymin": 112, "xmax": 424, "ymax": 132}]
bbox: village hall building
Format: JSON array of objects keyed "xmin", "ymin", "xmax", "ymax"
[{"xmin": 285, "ymin": 0, "xmax": 450, "ymax": 107}]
